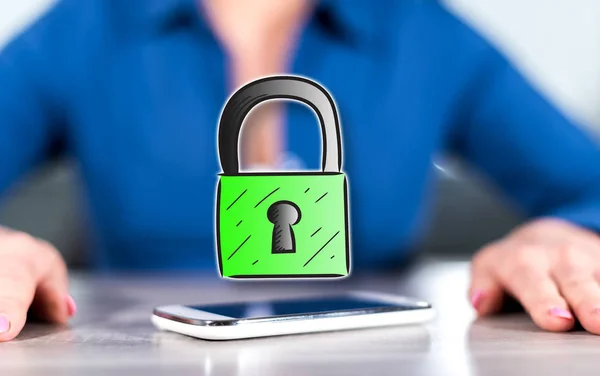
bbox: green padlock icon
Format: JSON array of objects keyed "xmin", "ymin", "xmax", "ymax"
[{"xmin": 215, "ymin": 75, "xmax": 350, "ymax": 279}]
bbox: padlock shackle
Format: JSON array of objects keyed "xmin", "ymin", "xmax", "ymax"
[{"xmin": 218, "ymin": 76, "xmax": 342, "ymax": 175}]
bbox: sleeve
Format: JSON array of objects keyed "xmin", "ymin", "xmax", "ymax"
[
  {"xmin": 0, "ymin": 3, "xmax": 70, "ymax": 200},
  {"xmin": 449, "ymin": 30, "xmax": 600, "ymax": 232}
]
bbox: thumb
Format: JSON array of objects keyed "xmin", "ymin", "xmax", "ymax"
[{"xmin": 469, "ymin": 251, "xmax": 505, "ymax": 317}]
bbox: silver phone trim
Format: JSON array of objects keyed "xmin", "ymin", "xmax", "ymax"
[{"xmin": 153, "ymin": 292, "xmax": 432, "ymax": 327}]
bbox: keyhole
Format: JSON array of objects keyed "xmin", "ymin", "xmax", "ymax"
[{"xmin": 267, "ymin": 200, "xmax": 302, "ymax": 254}]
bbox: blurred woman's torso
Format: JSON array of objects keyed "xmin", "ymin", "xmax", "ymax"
[{"xmin": 30, "ymin": 0, "xmax": 488, "ymax": 270}]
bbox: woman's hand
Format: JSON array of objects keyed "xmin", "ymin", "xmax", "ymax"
[
  {"xmin": 0, "ymin": 227, "xmax": 75, "ymax": 341},
  {"xmin": 469, "ymin": 218, "xmax": 600, "ymax": 333}
]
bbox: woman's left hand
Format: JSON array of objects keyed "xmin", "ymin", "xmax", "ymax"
[{"xmin": 469, "ymin": 218, "xmax": 600, "ymax": 334}]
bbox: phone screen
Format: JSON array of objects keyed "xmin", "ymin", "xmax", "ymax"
[{"xmin": 186, "ymin": 296, "xmax": 427, "ymax": 319}]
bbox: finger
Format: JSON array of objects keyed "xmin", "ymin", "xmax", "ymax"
[
  {"xmin": 555, "ymin": 275, "xmax": 600, "ymax": 334},
  {"xmin": 0, "ymin": 261, "xmax": 37, "ymax": 341},
  {"xmin": 29, "ymin": 241, "xmax": 71, "ymax": 324},
  {"xmin": 551, "ymin": 244, "xmax": 600, "ymax": 334},
  {"xmin": 500, "ymin": 261, "xmax": 573, "ymax": 332},
  {"xmin": 469, "ymin": 254, "xmax": 504, "ymax": 316},
  {"xmin": 0, "ymin": 237, "xmax": 71, "ymax": 342}
]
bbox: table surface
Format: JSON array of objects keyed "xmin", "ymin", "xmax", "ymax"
[{"xmin": 2, "ymin": 258, "xmax": 599, "ymax": 376}]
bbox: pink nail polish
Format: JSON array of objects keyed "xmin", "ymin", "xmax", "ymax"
[
  {"xmin": 66, "ymin": 295, "xmax": 77, "ymax": 317},
  {"xmin": 549, "ymin": 307, "xmax": 573, "ymax": 320},
  {"xmin": 0, "ymin": 314, "xmax": 10, "ymax": 334},
  {"xmin": 470, "ymin": 290, "xmax": 484, "ymax": 309}
]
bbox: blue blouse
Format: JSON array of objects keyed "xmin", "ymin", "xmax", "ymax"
[{"xmin": 0, "ymin": 0, "xmax": 599, "ymax": 271}]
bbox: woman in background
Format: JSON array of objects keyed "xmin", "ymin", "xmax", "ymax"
[{"xmin": 0, "ymin": 0, "xmax": 599, "ymax": 340}]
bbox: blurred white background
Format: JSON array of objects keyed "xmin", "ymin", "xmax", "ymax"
[
  {"xmin": 0, "ymin": 0, "xmax": 598, "ymax": 128},
  {"xmin": 0, "ymin": 0, "xmax": 56, "ymax": 45},
  {"xmin": 445, "ymin": 0, "xmax": 600, "ymax": 131}
]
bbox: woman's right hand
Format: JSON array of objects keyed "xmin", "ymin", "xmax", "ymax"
[{"xmin": 0, "ymin": 227, "xmax": 75, "ymax": 341}]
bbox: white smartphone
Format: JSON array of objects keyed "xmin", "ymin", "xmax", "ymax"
[{"xmin": 152, "ymin": 291, "xmax": 435, "ymax": 340}]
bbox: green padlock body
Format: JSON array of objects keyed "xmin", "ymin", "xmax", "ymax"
[{"xmin": 216, "ymin": 173, "xmax": 349, "ymax": 278}]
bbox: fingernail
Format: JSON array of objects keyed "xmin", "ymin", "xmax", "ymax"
[
  {"xmin": 66, "ymin": 295, "xmax": 77, "ymax": 317},
  {"xmin": 549, "ymin": 307, "xmax": 573, "ymax": 320},
  {"xmin": 470, "ymin": 290, "xmax": 484, "ymax": 309},
  {"xmin": 0, "ymin": 314, "xmax": 11, "ymax": 334}
]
